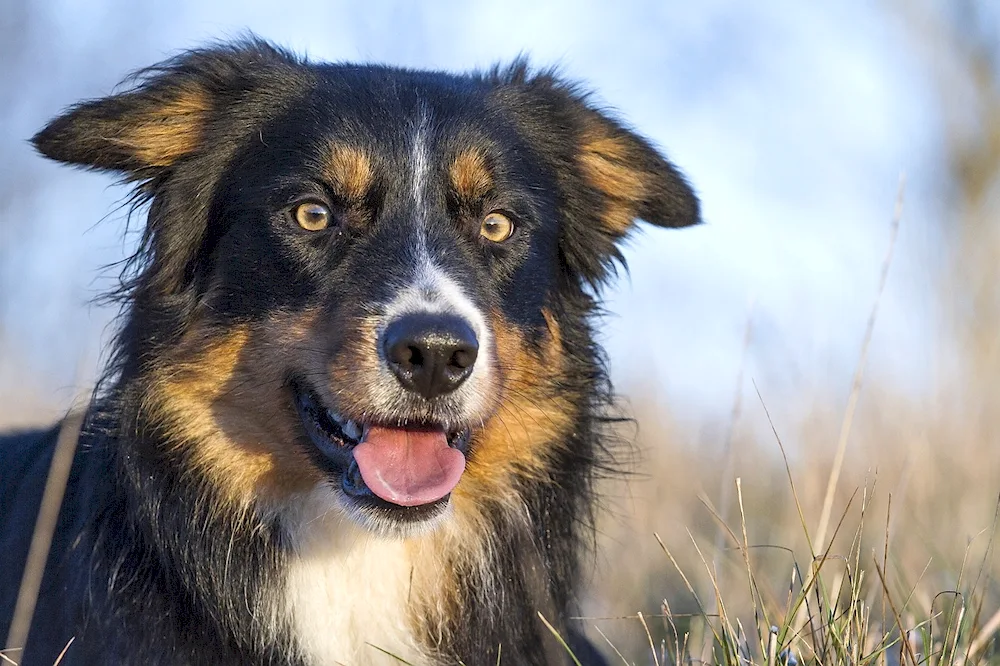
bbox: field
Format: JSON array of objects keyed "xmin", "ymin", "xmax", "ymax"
[
  {"xmin": 579, "ymin": 249, "xmax": 1000, "ymax": 665},
  {"xmin": 579, "ymin": 378, "xmax": 1000, "ymax": 665}
]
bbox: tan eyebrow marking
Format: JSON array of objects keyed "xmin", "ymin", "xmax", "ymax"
[
  {"xmin": 449, "ymin": 147, "xmax": 493, "ymax": 200},
  {"xmin": 323, "ymin": 144, "xmax": 374, "ymax": 201}
]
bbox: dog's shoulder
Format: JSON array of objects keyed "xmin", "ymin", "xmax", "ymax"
[
  {"xmin": 0, "ymin": 424, "xmax": 61, "ymax": 543},
  {"xmin": 0, "ymin": 426, "xmax": 61, "ymax": 646},
  {"xmin": 1, "ymin": 422, "xmax": 114, "ymax": 664}
]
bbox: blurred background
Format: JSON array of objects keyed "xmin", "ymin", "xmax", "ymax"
[{"xmin": 2, "ymin": 0, "xmax": 998, "ymax": 661}]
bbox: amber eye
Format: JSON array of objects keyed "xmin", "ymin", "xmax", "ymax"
[
  {"xmin": 294, "ymin": 202, "xmax": 331, "ymax": 231},
  {"xmin": 479, "ymin": 212, "xmax": 514, "ymax": 243}
]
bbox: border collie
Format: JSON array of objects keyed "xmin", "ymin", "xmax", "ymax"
[{"xmin": 0, "ymin": 39, "xmax": 699, "ymax": 665}]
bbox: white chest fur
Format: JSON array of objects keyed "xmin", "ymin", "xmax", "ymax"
[{"xmin": 283, "ymin": 488, "xmax": 431, "ymax": 666}]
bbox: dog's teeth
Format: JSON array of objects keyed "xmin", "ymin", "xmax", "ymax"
[
  {"xmin": 342, "ymin": 420, "xmax": 362, "ymax": 441},
  {"xmin": 327, "ymin": 409, "xmax": 345, "ymax": 425}
]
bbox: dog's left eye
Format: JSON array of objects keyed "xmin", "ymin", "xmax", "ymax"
[
  {"xmin": 479, "ymin": 212, "xmax": 514, "ymax": 243},
  {"xmin": 293, "ymin": 202, "xmax": 332, "ymax": 231}
]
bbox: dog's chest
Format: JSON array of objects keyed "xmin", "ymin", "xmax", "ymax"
[{"xmin": 283, "ymin": 498, "xmax": 433, "ymax": 666}]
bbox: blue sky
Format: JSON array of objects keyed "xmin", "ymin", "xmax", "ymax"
[{"xmin": 0, "ymin": 0, "xmax": 950, "ymax": 427}]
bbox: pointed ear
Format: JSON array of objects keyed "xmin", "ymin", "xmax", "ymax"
[
  {"xmin": 32, "ymin": 39, "xmax": 296, "ymax": 177},
  {"xmin": 576, "ymin": 111, "xmax": 700, "ymax": 234},
  {"xmin": 33, "ymin": 83, "xmax": 211, "ymax": 173}
]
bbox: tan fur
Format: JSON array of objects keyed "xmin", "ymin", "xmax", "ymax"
[
  {"xmin": 409, "ymin": 511, "xmax": 504, "ymax": 649},
  {"xmin": 449, "ymin": 147, "xmax": 493, "ymax": 200},
  {"xmin": 144, "ymin": 300, "xmax": 570, "ymax": 520},
  {"xmin": 324, "ymin": 314, "xmax": 384, "ymax": 418},
  {"xmin": 324, "ymin": 145, "xmax": 374, "ymax": 201},
  {"xmin": 145, "ymin": 311, "xmax": 324, "ymax": 507},
  {"xmin": 578, "ymin": 134, "xmax": 648, "ymax": 234},
  {"xmin": 126, "ymin": 87, "xmax": 212, "ymax": 167},
  {"xmin": 454, "ymin": 309, "xmax": 573, "ymax": 509}
]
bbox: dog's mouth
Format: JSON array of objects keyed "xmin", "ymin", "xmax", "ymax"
[{"xmin": 291, "ymin": 380, "xmax": 471, "ymax": 518}]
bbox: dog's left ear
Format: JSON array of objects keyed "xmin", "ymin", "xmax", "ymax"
[
  {"xmin": 561, "ymin": 101, "xmax": 702, "ymax": 285},
  {"xmin": 574, "ymin": 109, "xmax": 700, "ymax": 234},
  {"xmin": 498, "ymin": 65, "xmax": 701, "ymax": 284},
  {"xmin": 30, "ymin": 40, "xmax": 299, "ymax": 304}
]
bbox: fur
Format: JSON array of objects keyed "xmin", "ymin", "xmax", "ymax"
[{"xmin": 0, "ymin": 38, "xmax": 699, "ymax": 665}]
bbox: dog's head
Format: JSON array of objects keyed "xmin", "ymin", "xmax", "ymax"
[{"xmin": 35, "ymin": 41, "xmax": 699, "ymax": 535}]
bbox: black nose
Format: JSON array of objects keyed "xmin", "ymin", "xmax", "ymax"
[{"xmin": 382, "ymin": 313, "xmax": 479, "ymax": 400}]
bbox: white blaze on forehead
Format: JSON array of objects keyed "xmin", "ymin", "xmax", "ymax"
[
  {"xmin": 410, "ymin": 104, "xmax": 431, "ymax": 217},
  {"xmin": 400, "ymin": 102, "xmax": 488, "ymax": 344}
]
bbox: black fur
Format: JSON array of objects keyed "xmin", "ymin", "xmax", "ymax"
[{"xmin": 1, "ymin": 39, "xmax": 699, "ymax": 665}]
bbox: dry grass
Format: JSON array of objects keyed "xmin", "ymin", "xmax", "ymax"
[
  {"xmin": 580, "ymin": 385, "xmax": 1000, "ymax": 665},
  {"xmin": 580, "ymin": 218, "xmax": 1000, "ymax": 663}
]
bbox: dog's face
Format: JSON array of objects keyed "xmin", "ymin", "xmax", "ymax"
[{"xmin": 35, "ymin": 42, "xmax": 699, "ymax": 535}]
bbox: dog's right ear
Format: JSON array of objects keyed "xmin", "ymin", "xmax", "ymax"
[{"xmin": 32, "ymin": 39, "xmax": 296, "ymax": 177}]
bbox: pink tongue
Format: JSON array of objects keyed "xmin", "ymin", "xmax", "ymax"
[{"xmin": 352, "ymin": 427, "xmax": 466, "ymax": 507}]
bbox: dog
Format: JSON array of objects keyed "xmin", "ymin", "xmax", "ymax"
[{"xmin": 0, "ymin": 39, "xmax": 699, "ymax": 665}]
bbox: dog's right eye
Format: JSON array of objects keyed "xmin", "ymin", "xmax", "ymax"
[{"xmin": 293, "ymin": 202, "xmax": 332, "ymax": 231}]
